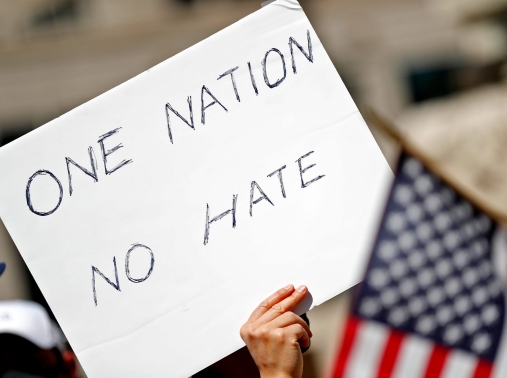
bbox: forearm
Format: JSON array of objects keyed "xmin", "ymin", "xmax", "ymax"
[{"xmin": 261, "ymin": 373, "xmax": 294, "ymax": 378}]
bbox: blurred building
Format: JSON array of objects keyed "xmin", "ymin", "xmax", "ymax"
[{"xmin": 1, "ymin": 0, "xmax": 507, "ymax": 377}]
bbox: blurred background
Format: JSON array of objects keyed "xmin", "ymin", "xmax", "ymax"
[{"xmin": 1, "ymin": 0, "xmax": 507, "ymax": 377}]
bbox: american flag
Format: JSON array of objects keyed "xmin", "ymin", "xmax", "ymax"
[{"xmin": 332, "ymin": 153, "xmax": 507, "ymax": 378}]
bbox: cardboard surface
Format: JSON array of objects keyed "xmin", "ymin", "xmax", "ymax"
[{"xmin": 0, "ymin": 1, "xmax": 393, "ymax": 376}]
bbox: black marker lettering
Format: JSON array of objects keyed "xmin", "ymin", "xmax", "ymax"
[
  {"xmin": 165, "ymin": 96, "xmax": 194, "ymax": 144},
  {"xmin": 125, "ymin": 244, "xmax": 155, "ymax": 283},
  {"xmin": 262, "ymin": 48, "xmax": 287, "ymax": 88},
  {"xmin": 289, "ymin": 30, "xmax": 314, "ymax": 74},
  {"xmin": 247, "ymin": 62, "xmax": 259, "ymax": 95},
  {"xmin": 218, "ymin": 67, "xmax": 241, "ymax": 102},
  {"xmin": 26, "ymin": 170, "xmax": 63, "ymax": 216},
  {"xmin": 250, "ymin": 181, "xmax": 274, "ymax": 216},
  {"xmin": 92, "ymin": 256, "xmax": 120, "ymax": 306},
  {"xmin": 97, "ymin": 128, "xmax": 133, "ymax": 175},
  {"xmin": 66, "ymin": 147, "xmax": 98, "ymax": 196},
  {"xmin": 201, "ymin": 85, "xmax": 228, "ymax": 125},
  {"xmin": 296, "ymin": 151, "xmax": 326, "ymax": 188},
  {"xmin": 204, "ymin": 194, "xmax": 238, "ymax": 245},
  {"xmin": 267, "ymin": 165, "xmax": 287, "ymax": 198}
]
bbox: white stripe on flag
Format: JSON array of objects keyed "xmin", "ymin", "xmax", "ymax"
[
  {"xmin": 344, "ymin": 321, "xmax": 388, "ymax": 378},
  {"xmin": 491, "ymin": 228, "xmax": 507, "ymax": 378},
  {"xmin": 392, "ymin": 334, "xmax": 433, "ymax": 378},
  {"xmin": 441, "ymin": 350, "xmax": 477, "ymax": 378},
  {"xmin": 493, "ymin": 295, "xmax": 507, "ymax": 378}
]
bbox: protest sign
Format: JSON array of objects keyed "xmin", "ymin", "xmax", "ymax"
[{"xmin": 0, "ymin": 1, "xmax": 393, "ymax": 376}]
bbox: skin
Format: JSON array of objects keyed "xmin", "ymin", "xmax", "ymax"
[{"xmin": 240, "ymin": 285, "xmax": 311, "ymax": 378}]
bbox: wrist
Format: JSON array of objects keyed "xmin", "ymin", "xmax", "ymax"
[{"xmin": 260, "ymin": 373, "xmax": 294, "ymax": 378}]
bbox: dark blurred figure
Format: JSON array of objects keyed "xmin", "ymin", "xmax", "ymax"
[
  {"xmin": 172, "ymin": 0, "xmax": 194, "ymax": 5},
  {"xmin": 0, "ymin": 301, "xmax": 77, "ymax": 378}
]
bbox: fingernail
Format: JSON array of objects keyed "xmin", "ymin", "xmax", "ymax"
[
  {"xmin": 296, "ymin": 285, "xmax": 307, "ymax": 293},
  {"xmin": 284, "ymin": 284, "xmax": 293, "ymax": 290}
]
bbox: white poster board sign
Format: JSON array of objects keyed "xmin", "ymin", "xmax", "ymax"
[{"xmin": 0, "ymin": 1, "xmax": 392, "ymax": 376}]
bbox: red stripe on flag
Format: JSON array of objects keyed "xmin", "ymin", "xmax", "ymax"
[
  {"xmin": 375, "ymin": 329, "xmax": 405, "ymax": 378},
  {"xmin": 332, "ymin": 316, "xmax": 361, "ymax": 378},
  {"xmin": 422, "ymin": 344, "xmax": 449, "ymax": 378},
  {"xmin": 472, "ymin": 359, "xmax": 493, "ymax": 378}
]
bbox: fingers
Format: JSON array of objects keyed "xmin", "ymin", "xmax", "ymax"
[
  {"xmin": 240, "ymin": 285, "xmax": 311, "ymax": 376},
  {"xmin": 285, "ymin": 324, "xmax": 311, "ymax": 349},
  {"xmin": 248, "ymin": 284, "xmax": 295, "ymax": 322},
  {"xmin": 270, "ymin": 312, "xmax": 313, "ymax": 338},
  {"xmin": 258, "ymin": 285, "xmax": 307, "ymax": 323}
]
